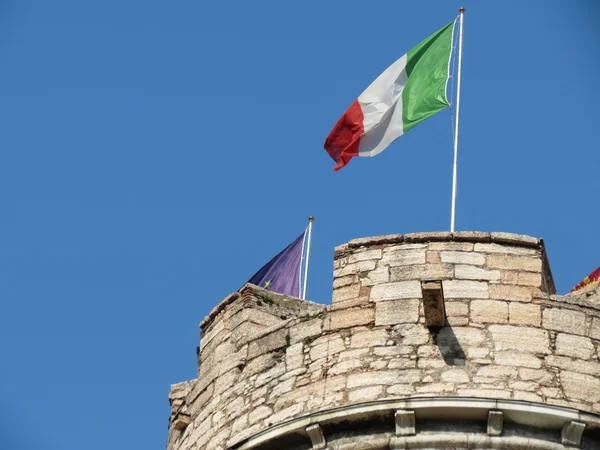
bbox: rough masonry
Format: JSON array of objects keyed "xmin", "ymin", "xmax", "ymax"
[{"xmin": 167, "ymin": 232, "xmax": 600, "ymax": 450}]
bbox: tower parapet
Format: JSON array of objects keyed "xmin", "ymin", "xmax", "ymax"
[{"xmin": 167, "ymin": 232, "xmax": 600, "ymax": 450}]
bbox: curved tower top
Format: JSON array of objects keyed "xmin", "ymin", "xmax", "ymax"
[{"xmin": 167, "ymin": 231, "xmax": 600, "ymax": 450}]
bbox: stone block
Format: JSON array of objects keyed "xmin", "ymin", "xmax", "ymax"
[
  {"xmin": 489, "ymin": 325, "xmax": 549, "ymax": 354},
  {"xmin": 347, "ymin": 234, "xmax": 403, "ymax": 248},
  {"xmin": 509, "ymin": 303, "xmax": 540, "ymax": 326},
  {"xmin": 404, "ymin": 231, "xmax": 452, "ymax": 242},
  {"xmin": 545, "ymin": 356, "xmax": 600, "ymax": 376},
  {"xmin": 336, "ymin": 260, "xmax": 377, "ymax": 277},
  {"xmin": 330, "ymin": 296, "xmax": 370, "ymax": 311},
  {"xmin": 455, "ymin": 265, "xmax": 501, "ymax": 281},
  {"xmin": 474, "ymin": 242, "xmax": 538, "ymax": 255},
  {"xmin": 590, "ymin": 318, "xmax": 600, "ymax": 340},
  {"xmin": 438, "ymin": 326, "xmax": 487, "ymax": 347},
  {"xmin": 518, "ymin": 271, "xmax": 543, "ymax": 287},
  {"xmin": 561, "ymin": 421, "xmax": 586, "ymax": 447},
  {"xmin": 466, "ymin": 347, "xmax": 490, "ymax": 359},
  {"xmin": 426, "ymin": 250, "xmax": 441, "ymax": 263},
  {"xmin": 452, "ymin": 231, "xmax": 490, "ymax": 242},
  {"xmin": 249, "ymin": 405, "xmax": 272, "ymax": 425},
  {"xmin": 306, "ymin": 424, "xmax": 327, "ymax": 450},
  {"xmin": 441, "ymin": 369, "xmax": 470, "ymax": 383},
  {"xmin": 375, "ymin": 299, "xmax": 419, "ymax": 326},
  {"xmin": 387, "ymin": 384, "xmax": 416, "ymax": 396},
  {"xmin": 419, "ymin": 383, "xmax": 458, "ymax": 394},
  {"xmin": 286, "ymin": 342, "xmax": 304, "ymax": 370},
  {"xmin": 289, "ymin": 318, "xmax": 323, "ymax": 344},
  {"xmin": 470, "ymin": 300, "xmax": 508, "ymax": 324},
  {"xmin": 247, "ymin": 328, "xmax": 288, "ymax": 359},
  {"xmin": 509, "ymin": 380, "xmax": 539, "ymax": 391},
  {"xmin": 390, "ymin": 264, "xmax": 454, "ymax": 282},
  {"xmin": 268, "ymin": 376, "xmax": 296, "ymax": 401},
  {"xmin": 445, "ymin": 301, "xmax": 469, "ymax": 317},
  {"xmin": 309, "ymin": 334, "xmax": 345, "ymax": 361},
  {"xmin": 333, "ymin": 275, "xmax": 356, "ymax": 289},
  {"xmin": 348, "ymin": 248, "xmax": 382, "ymax": 263},
  {"xmin": 267, "ymin": 403, "xmax": 305, "ymax": 424},
  {"xmin": 328, "ymin": 307, "xmax": 375, "ymax": 330},
  {"xmin": 486, "ymin": 254, "xmax": 542, "ymax": 272},
  {"xmin": 332, "ymin": 284, "xmax": 361, "ymax": 302},
  {"xmin": 380, "ymin": 249, "xmax": 426, "ymax": 266},
  {"xmin": 447, "ymin": 316, "xmax": 469, "ymax": 326},
  {"xmin": 395, "ymin": 410, "xmax": 416, "ymax": 436},
  {"xmin": 555, "ymin": 333, "xmax": 595, "ymax": 360},
  {"xmin": 519, "ymin": 368, "xmax": 554, "ymax": 384},
  {"xmin": 540, "ymin": 387, "xmax": 562, "ymax": 398},
  {"xmin": 334, "ymin": 244, "xmax": 349, "ymax": 258},
  {"xmin": 350, "ymin": 327, "xmax": 390, "ymax": 348},
  {"xmin": 501, "ymin": 271, "xmax": 519, "ymax": 284},
  {"xmin": 513, "ymin": 391, "xmax": 543, "ymax": 402},
  {"xmin": 348, "ymin": 385, "xmax": 383, "ymax": 402},
  {"xmin": 243, "ymin": 352, "xmax": 278, "ymax": 377},
  {"xmin": 429, "ymin": 241, "xmax": 475, "ymax": 251},
  {"xmin": 214, "ymin": 368, "xmax": 242, "ymax": 395},
  {"xmin": 254, "ymin": 364, "xmax": 285, "ymax": 388},
  {"xmin": 329, "ymin": 358, "xmax": 363, "ymax": 375},
  {"xmin": 487, "ymin": 410, "xmax": 503, "ymax": 436},
  {"xmin": 417, "ymin": 358, "xmax": 446, "ymax": 369},
  {"xmin": 489, "ymin": 284, "xmax": 532, "ymax": 302},
  {"xmin": 394, "ymin": 324, "xmax": 431, "ymax": 346},
  {"xmin": 494, "ymin": 351, "xmax": 542, "ymax": 369},
  {"xmin": 384, "ymin": 243, "xmax": 427, "ymax": 251},
  {"xmin": 490, "ymin": 232, "xmax": 539, "ymax": 247},
  {"xmin": 227, "ymin": 305, "xmax": 283, "ymax": 332},
  {"xmin": 560, "ymin": 371, "xmax": 600, "ymax": 403},
  {"xmin": 375, "ymin": 345, "xmax": 414, "ymax": 356},
  {"xmin": 457, "ymin": 389, "xmax": 511, "ymax": 399},
  {"xmin": 443, "ymin": 280, "xmax": 489, "ymax": 299},
  {"xmin": 370, "ymin": 281, "xmax": 421, "ymax": 301},
  {"xmin": 339, "ymin": 348, "xmax": 370, "ymax": 361},
  {"xmin": 355, "ymin": 370, "xmax": 421, "ymax": 389},
  {"xmin": 441, "ymin": 251, "xmax": 485, "ymax": 266},
  {"xmin": 361, "ymin": 267, "xmax": 390, "ymax": 286},
  {"xmin": 388, "ymin": 358, "xmax": 416, "ymax": 369},
  {"xmin": 477, "ymin": 365, "xmax": 518, "ymax": 378},
  {"xmin": 543, "ymin": 308, "xmax": 587, "ymax": 335}
]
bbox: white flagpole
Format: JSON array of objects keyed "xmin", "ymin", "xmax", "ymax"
[
  {"xmin": 301, "ymin": 216, "xmax": 314, "ymax": 300},
  {"xmin": 450, "ymin": 7, "xmax": 465, "ymax": 233}
]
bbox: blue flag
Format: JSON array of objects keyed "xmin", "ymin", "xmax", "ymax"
[{"xmin": 245, "ymin": 231, "xmax": 305, "ymax": 297}]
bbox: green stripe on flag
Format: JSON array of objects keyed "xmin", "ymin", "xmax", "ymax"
[{"xmin": 402, "ymin": 21, "xmax": 455, "ymax": 133}]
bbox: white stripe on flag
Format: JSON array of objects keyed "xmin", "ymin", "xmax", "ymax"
[{"xmin": 357, "ymin": 54, "xmax": 409, "ymax": 156}]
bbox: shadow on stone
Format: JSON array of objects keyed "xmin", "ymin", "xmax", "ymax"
[{"xmin": 432, "ymin": 326, "xmax": 466, "ymax": 366}]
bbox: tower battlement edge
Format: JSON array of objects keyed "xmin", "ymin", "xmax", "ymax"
[{"xmin": 167, "ymin": 231, "xmax": 600, "ymax": 450}]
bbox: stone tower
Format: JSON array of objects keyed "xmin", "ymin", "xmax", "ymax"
[{"xmin": 167, "ymin": 232, "xmax": 600, "ymax": 450}]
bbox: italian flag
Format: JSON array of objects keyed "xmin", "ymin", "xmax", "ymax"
[{"xmin": 324, "ymin": 21, "xmax": 456, "ymax": 171}]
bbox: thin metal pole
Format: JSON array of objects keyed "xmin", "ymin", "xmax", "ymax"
[
  {"xmin": 450, "ymin": 7, "xmax": 465, "ymax": 233},
  {"xmin": 302, "ymin": 216, "xmax": 314, "ymax": 300}
]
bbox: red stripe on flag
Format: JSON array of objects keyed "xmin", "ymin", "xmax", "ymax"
[
  {"xmin": 323, "ymin": 100, "xmax": 364, "ymax": 171},
  {"xmin": 570, "ymin": 266, "xmax": 600, "ymax": 292}
]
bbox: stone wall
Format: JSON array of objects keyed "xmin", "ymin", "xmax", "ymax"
[{"xmin": 167, "ymin": 232, "xmax": 600, "ymax": 450}]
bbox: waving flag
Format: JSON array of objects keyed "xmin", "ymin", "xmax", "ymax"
[
  {"xmin": 245, "ymin": 231, "xmax": 305, "ymax": 297},
  {"xmin": 324, "ymin": 20, "xmax": 455, "ymax": 171},
  {"xmin": 569, "ymin": 266, "xmax": 600, "ymax": 292}
]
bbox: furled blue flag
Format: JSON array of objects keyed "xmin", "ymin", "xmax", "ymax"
[{"xmin": 245, "ymin": 231, "xmax": 305, "ymax": 297}]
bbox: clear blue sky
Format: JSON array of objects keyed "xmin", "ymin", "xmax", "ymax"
[{"xmin": 1, "ymin": 1, "xmax": 598, "ymax": 448}]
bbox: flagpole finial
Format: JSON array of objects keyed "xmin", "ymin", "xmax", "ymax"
[
  {"xmin": 308, "ymin": 216, "xmax": 314, "ymax": 222},
  {"xmin": 459, "ymin": 6, "xmax": 465, "ymax": 13}
]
